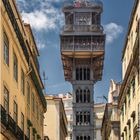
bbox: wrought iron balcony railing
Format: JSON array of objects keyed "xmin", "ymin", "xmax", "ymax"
[
  {"xmin": 61, "ymin": 44, "xmax": 104, "ymax": 51},
  {"xmin": 7, "ymin": 114, "xmax": 17, "ymax": 135},
  {"xmin": 0, "ymin": 105, "xmax": 7, "ymax": 126},
  {"xmin": 63, "ymin": 24, "xmax": 103, "ymax": 32},
  {"xmin": 16, "ymin": 125, "xmax": 24, "ymax": 140},
  {"xmin": 0, "ymin": 104, "xmax": 30, "ymax": 140}
]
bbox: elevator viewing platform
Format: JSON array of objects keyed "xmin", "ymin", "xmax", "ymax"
[{"xmin": 61, "ymin": 0, "xmax": 105, "ymax": 83}]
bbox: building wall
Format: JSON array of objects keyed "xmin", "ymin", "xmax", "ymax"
[
  {"xmin": 94, "ymin": 103, "xmax": 105, "ymax": 140},
  {"xmin": 44, "ymin": 99, "xmax": 59, "ymax": 140},
  {"xmin": 44, "ymin": 96, "xmax": 68, "ymax": 140},
  {"xmin": 59, "ymin": 93, "xmax": 73, "ymax": 140},
  {"xmin": 0, "ymin": 0, "xmax": 46, "ymax": 139},
  {"xmin": 119, "ymin": 0, "xmax": 140, "ymax": 140},
  {"xmin": 101, "ymin": 80, "xmax": 120, "ymax": 140}
]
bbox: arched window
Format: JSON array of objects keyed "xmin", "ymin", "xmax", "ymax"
[
  {"xmin": 76, "ymin": 68, "xmax": 79, "ymax": 80},
  {"xmin": 87, "ymin": 112, "xmax": 90, "ymax": 124},
  {"xmin": 76, "ymin": 112, "xmax": 79, "ymax": 125},
  {"xmin": 84, "ymin": 136, "xmax": 87, "ymax": 140},
  {"xmin": 84, "ymin": 68, "xmax": 87, "ymax": 80},
  {"xmin": 76, "ymin": 136, "xmax": 79, "ymax": 140},
  {"xmin": 80, "ymin": 89, "xmax": 82, "ymax": 102},
  {"xmin": 84, "ymin": 90, "xmax": 86, "ymax": 103},
  {"xmin": 87, "ymin": 68, "xmax": 90, "ymax": 80},
  {"xmin": 84, "ymin": 112, "xmax": 86, "ymax": 124},
  {"xmin": 76, "ymin": 89, "xmax": 79, "ymax": 103},
  {"xmin": 87, "ymin": 89, "xmax": 90, "ymax": 102},
  {"xmin": 80, "ymin": 112, "xmax": 82, "ymax": 125},
  {"xmin": 80, "ymin": 136, "xmax": 83, "ymax": 140},
  {"xmin": 87, "ymin": 136, "xmax": 90, "ymax": 140},
  {"xmin": 80, "ymin": 68, "xmax": 82, "ymax": 80}
]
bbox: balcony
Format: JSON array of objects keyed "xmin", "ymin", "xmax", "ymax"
[
  {"xmin": 7, "ymin": 114, "xmax": 17, "ymax": 135},
  {"xmin": 16, "ymin": 125, "xmax": 24, "ymax": 140},
  {"xmin": 62, "ymin": 24, "xmax": 103, "ymax": 33},
  {"xmin": 0, "ymin": 105, "xmax": 30, "ymax": 140},
  {"xmin": 0, "ymin": 105, "xmax": 7, "ymax": 126},
  {"xmin": 61, "ymin": 44, "xmax": 104, "ymax": 52}
]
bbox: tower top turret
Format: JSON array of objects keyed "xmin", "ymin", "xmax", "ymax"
[{"xmin": 63, "ymin": 0, "xmax": 103, "ymax": 13}]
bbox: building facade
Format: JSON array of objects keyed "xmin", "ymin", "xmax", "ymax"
[
  {"xmin": 59, "ymin": 93, "xmax": 73, "ymax": 140},
  {"xmin": 101, "ymin": 80, "xmax": 121, "ymax": 140},
  {"xmin": 0, "ymin": 0, "xmax": 46, "ymax": 140},
  {"xmin": 94, "ymin": 103, "xmax": 105, "ymax": 140},
  {"xmin": 60, "ymin": 0, "xmax": 105, "ymax": 139},
  {"xmin": 118, "ymin": 0, "xmax": 140, "ymax": 140},
  {"xmin": 44, "ymin": 96, "xmax": 68, "ymax": 140}
]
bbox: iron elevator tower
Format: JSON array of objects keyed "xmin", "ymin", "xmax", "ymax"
[{"xmin": 60, "ymin": 1, "xmax": 105, "ymax": 140}]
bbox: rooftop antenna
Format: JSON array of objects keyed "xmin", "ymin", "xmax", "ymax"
[{"xmin": 43, "ymin": 71, "xmax": 48, "ymax": 94}]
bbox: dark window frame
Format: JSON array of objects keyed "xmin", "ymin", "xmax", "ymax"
[
  {"xmin": 13, "ymin": 52, "xmax": 18, "ymax": 82},
  {"xmin": 4, "ymin": 86, "xmax": 9, "ymax": 113},
  {"xmin": 3, "ymin": 31, "xmax": 9, "ymax": 66}
]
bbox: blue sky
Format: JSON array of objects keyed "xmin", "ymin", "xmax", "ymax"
[{"xmin": 17, "ymin": 0, "xmax": 134, "ymax": 103}]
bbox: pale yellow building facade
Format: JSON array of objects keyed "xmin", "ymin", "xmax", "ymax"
[
  {"xmin": 118, "ymin": 0, "xmax": 140, "ymax": 140},
  {"xmin": 94, "ymin": 103, "xmax": 105, "ymax": 140},
  {"xmin": 0, "ymin": 0, "xmax": 46, "ymax": 140},
  {"xmin": 59, "ymin": 93, "xmax": 73, "ymax": 140},
  {"xmin": 101, "ymin": 80, "xmax": 121, "ymax": 140},
  {"xmin": 44, "ymin": 96, "xmax": 68, "ymax": 140}
]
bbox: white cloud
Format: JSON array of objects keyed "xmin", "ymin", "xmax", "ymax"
[
  {"xmin": 22, "ymin": 10, "xmax": 56, "ymax": 31},
  {"xmin": 20, "ymin": 0, "xmax": 64, "ymax": 31},
  {"xmin": 37, "ymin": 43, "xmax": 46, "ymax": 49},
  {"xmin": 104, "ymin": 22, "xmax": 123, "ymax": 44}
]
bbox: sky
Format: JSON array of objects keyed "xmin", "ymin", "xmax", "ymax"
[{"xmin": 16, "ymin": 0, "xmax": 134, "ymax": 103}]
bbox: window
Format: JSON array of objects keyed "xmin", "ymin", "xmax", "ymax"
[
  {"xmin": 32, "ymin": 93, "xmax": 35, "ymax": 112},
  {"xmin": 70, "ymin": 133, "xmax": 72, "ymax": 140},
  {"xmin": 128, "ymin": 88, "xmax": 130, "ymax": 106},
  {"xmin": 3, "ymin": 32, "xmax": 9, "ymax": 66},
  {"xmin": 13, "ymin": 52, "xmax": 18, "ymax": 82},
  {"xmin": 27, "ymin": 82, "xmax": 30, "ymax": 105},
  {"xmin": 121, "ymin": 106, "xmax": 124, "ymax": 121},
  {"xmin": 21, "ymin": 112, "xmax": 24, "ymax": 131},
  {"xmin": 128, "ymin": 121, "xmax": 131, "ymax": 140},
  {"xmin": 21, "ymin": 69, "xmax": 25, "ymax": 95},
  {"xmin": 131, "ymin": 77, "xmax": 135, "ymax": 96},
  {"xmin": 76, "ymin": 136, "xmax": 79, "ymax": 140},
  {"xmin": 80, "ymin": 68, "xmax": 82, "ymax": 80},
  {"xmin": 76, "ymin": 88, "xmax": 90, "ymax": 103},
  {"xmin": 75, "ymin": 12, "xmax": 91, "ymax": 25},
  {"xmin": 76, "ymin": 89, "xmax": 79, "ymax": 103},
  {"xmin": 124, "ymin": 100, "xmax": 126, "ymax": 115},
  {"xmin": 76, "ymin": 111, "xmax": 90, "ymax": 125},
  {"xmin": 37, "ymin": 103, "xmax": 39, "ymax": 120},
  {"xmin": 13, "ymin": 101, "xmax": 18, "ymax": 123},
  {"xmin": 76, "ymin": 67, "xmax": 90, "ymax": 81},
  {"xmin": 76, "ymin": 68, "xmax": 79, "ymax": 80},
  {"xmin": 27, "ymin": 126, "xmax": 30, "ymax": 139},
  {"xmin": 132, "ymin": 112, "xmax": 136, "ymax": 126},
  {"xmin": 4, "ymin": 86, "xmax": 9, "ymax": 113}
]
